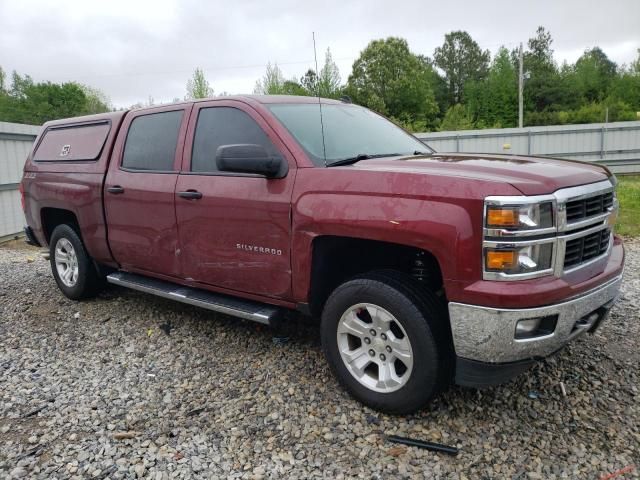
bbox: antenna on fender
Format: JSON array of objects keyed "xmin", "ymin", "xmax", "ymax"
[{"xmin": 312, "ymin": 32, "xmax": 328, "ymax": 166}]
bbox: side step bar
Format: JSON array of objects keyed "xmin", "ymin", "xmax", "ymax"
[{"xmin": 106, "ymin": 272, "xmax": 282, "ymax": 325}]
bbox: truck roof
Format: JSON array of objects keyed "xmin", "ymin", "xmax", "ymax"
[{"xmin": 203, "ymin": 94, "xmax": 344, "ymax": 105}]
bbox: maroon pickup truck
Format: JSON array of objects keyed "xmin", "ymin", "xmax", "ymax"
[{"xmin": 20, "ymin": 95, "xmax": 624, "ymax": 413}]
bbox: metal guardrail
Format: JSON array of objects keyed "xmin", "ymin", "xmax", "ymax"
[
  {"xmin": 0, "ymin": 122, "xmax": 39, "ymax": 241},
  {"xmin": 416, "ymin": 121, "xmax": 640, "ymax": 175}
]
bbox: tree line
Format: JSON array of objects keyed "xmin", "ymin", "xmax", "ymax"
[
  {"xmin": 248, "ymin": 27, "xmax": 640, "ymax": 132},
  {"xmin": 0, "ymin": 69, "xmax": 110, "ymax": 125},
  {"xmin": 2, "ymin": 26, "xmax": 639, "ymax": 131}
]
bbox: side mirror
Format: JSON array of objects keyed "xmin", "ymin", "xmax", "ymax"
[{"xmin": 216, "ymin": 144, "xmax": 284, "ymax": 177}]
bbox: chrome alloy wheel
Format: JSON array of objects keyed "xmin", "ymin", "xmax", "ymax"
[
  {"xmin": 54, "ymin": 238, "xmax": 79, "ymax": 287},
  {"xmin": 337, "ymin": 303, "xmax": 414, "ymax": 393}
]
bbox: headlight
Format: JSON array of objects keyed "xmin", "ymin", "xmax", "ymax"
[
  {"xmin": 485, "ymin": 202, "xmax": 554, "ymax": 231},
  {"xmin": 483, "ymin": 196, "xmax": 557, "ymax": 280},
  {"xmin": 484, "ymin": 243, "xmax": 554, "ymax": 276}
]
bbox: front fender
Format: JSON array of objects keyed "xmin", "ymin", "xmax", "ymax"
[{"xmin": 291, "ymin": 191, "xmax": 479, "ymax": 303}]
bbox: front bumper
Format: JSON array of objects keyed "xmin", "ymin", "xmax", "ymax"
[{"xmin": 448, "ymin": 273, "xmax": 622, "ymax": 367}]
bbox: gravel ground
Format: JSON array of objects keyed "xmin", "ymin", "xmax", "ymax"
[{"xmin": 0, "ymin": 240, "xmax": 638, "ymax": 480}]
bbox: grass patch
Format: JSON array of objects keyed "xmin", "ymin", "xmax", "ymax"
[{"xmin": 616, "ymin": 175, "xmax": 640, "ymax": 237}]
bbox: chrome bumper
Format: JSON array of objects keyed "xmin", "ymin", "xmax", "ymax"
[{"xmin": 448, "ymin": 274, "xmax": 622, "ymax": 363}]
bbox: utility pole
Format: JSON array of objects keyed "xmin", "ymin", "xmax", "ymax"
[{"xmin": 518, "ymin": 42, "xmax": 524, "ymax": 129}]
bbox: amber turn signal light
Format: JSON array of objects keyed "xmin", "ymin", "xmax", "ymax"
[
  {"xmin": 486, "ymin": 208, "xmax": 519, "ymax": 227},
  {"xmin": 486, "ymin": 250, "xmax": 517, "ymax": 270}
]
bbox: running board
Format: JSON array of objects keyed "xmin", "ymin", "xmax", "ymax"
[{"xmin": 106, "ymin": 272, "xmax": 281, "ymax": 325}]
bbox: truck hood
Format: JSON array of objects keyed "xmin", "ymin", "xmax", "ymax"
[{"xmin": 350, "ymin": 153, "xmax": 611, "ymax": 195}]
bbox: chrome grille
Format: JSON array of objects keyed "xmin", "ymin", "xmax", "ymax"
[
  {"xmin": 566, "ymin": 192, "xmax": 614, "ymax": 223},
  {"xmin": 564, "ymin": 229, "xmax": 610, "ymax": 268}
]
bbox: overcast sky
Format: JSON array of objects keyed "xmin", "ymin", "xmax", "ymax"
[{"xmin": 1, "ymin": 0, "xmax": 638, "ymax": 108}]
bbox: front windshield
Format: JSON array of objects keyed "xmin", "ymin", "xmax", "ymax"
[{"xmin": 267, "ymin": 103, "xmax": 433, "ymax": 166}]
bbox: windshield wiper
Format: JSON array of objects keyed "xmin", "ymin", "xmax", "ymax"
[{"xmin": 326, "ymin": 153, "xmax": 404, "ymax": 167}]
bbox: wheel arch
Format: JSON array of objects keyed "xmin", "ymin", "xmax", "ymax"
[
  {"xmin": 40, "ymin": 207, "xmax": 81, "ymax": 244},
  {"xmin": 305, "ymin": 235, "xmax": 445, "ymax": 318}
]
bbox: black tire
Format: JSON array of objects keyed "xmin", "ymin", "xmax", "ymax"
[
  {"xmin": 321, "ymin": 270, "xmax": 452, "ymax": 414},
  {"xmin": 49, "ymin": 224, "xmax": 104, "ymax": 300}
]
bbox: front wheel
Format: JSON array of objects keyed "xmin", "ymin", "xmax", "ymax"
[
  {"xmin": 49, "ymin": 224, "xmax": 104, "ymax": 300},
  {"xmin": 321, "ymin": 271, "xmax": 451, "ymax": 414}
]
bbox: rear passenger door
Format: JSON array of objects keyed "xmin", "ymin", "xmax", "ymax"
[
  {"xmin": 175, "ymin": 100, "xmax": 296, "ymax": 299},
  {"xmin": 104, "ymin": 104, "xmax": 191, "ymax": 277}
]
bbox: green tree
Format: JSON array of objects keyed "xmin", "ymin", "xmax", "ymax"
[
  {"xmin": 300, "ymin": 49, "xmax": 342, "ymax": 98},
  {"xmin": 253, "ymin": 62, "xmax": 309, "ymax": 96},
  {"xmin": 466, "ymin": 47, "xmax": 518, "ymax": 128},
  {"xmin": 280, "ymin": 80, "xmax": 308, "ymax": 96},
  {"xmin": 80, "ymin": 85, "xmax": 110, "ymax": 114},
  {"xmin": 440, "ymin": 104, "xmax": 473, "ymax": 131},
  {"xmin": 345, "ymin": 37, "xmax": 438, "ymax": 128},
  {"xmin": 318, "ymin": 48, "xmax": 342, "ymax": 98},
  {"xmin": 253, "ymin": 62, "xmax": 286, "ymax": 95},
  {"xmin": 0, "ymin": 66, "xmax": 5, "ymax": 92},
  {"xmin": 573, "ymin": 47, "xmax": 617, "ymax": 102},
  {"xmin": 516, "ymin": 26, "xmax": 565, "ymax": 113},
  {"xmin": 300, "ymin": 69, "xmax": 317, "ymax": 94},
  {"xmin": 609, "ymin": 70, "xmax": 640, "ymax": 112},
  {"xmin": 0, "ymin": 69, "xmax": 110, "ymax": 125},
  {"xmin": 186, "ymin": 68, "xmax": 213, "ymax": 99},
  {"xmin": 632, "ymin": 49, "xmax": 640, "ymax": 74},
  {"xmin": 418, "ymin": 55, "xmax": 448, "ymax": 116},
  {"xmin": 433, "ymin": 31, "xmax": 490, "ymax": 106},
  {"xmin": 607, "ymin": 50, "xmax": 640, "ymax": 112}
]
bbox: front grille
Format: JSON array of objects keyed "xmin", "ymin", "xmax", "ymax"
[
  {"xmin": 564, "ymin": 229, "xmax": 610, "ymax": 268},
  {"xmin": 566, "ymin": 192, "xmax": 614, "ymax": 223}
]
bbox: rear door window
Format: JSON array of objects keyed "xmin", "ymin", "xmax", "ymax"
[
  {"xmin": 191, "ymin": 107, "xmax": 278, "ymax": 173},
  {"xmin": 122, "ymin": 110, "xmax": 183, "ymax": 171},
  {"xmin": 33, "ymin": 122, "xmax": 110, "ymax": 162}
]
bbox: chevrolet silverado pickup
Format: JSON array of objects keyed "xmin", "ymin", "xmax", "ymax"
[{"xmin": 20, "ymin": 95, "xmax": 624, "ymax": 414}]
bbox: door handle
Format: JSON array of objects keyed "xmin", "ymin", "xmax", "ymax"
[
  {"xmin": 107, "ymin": 186, "xmax": 125, "ymax": 194},
  {"xmin": 178, "ymin": 190, "xmax": 203, "ymax": 200}
]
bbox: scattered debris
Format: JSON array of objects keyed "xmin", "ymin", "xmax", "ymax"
[
  {"xmin": 73, "ymin": 312, "xmax": 80, "ymax": 319},
  {"xmin": 186, "ymin": 407, "xmax": 206, "ymax": 417},
  {"xmin": 159, "ymin": 322, "xmax": 172, "ymax": 336},
  {"xmin": 22, "ymin": 405, "xmax": 47, "ymax": 418},
  {"xmin": 147, "ymin": 328, "xmax": 153, "ymax": 337},
  {"xmin": 112, "ymin": 431, "xmax": 139, "ymax": 440},
  {"xmin": 16, "ymin": 445, "xmax": 45, "ymax": 461},
  {"xmin": 600, "ymin": 464, "xmax": 636, "ymax": 480},
  {"xmin": 387, "ymin": 445, "xmax": 407, "ymax": 457},
  {"xmin": 366, "ymin": 414, "xmax": 381, "ymax": 425},
  {"xmin": 387, "ymin": 434, "xmax": 459, "ymax": 456},
  {"xmin": 527, "ymin": 390, "xmax": 540, "ymax": 399},
  {"xmin": 560, "ymin": 381, "xmax": 567, "ymax": 397}
]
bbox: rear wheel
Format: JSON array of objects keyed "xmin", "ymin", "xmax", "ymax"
[
  {"xmin": 49, "ymin": 225, "xmax": 104, "ymax": 300},
  {"xmin": 321, "ymin": 271, "xmax": 451, "ymax": 414}
]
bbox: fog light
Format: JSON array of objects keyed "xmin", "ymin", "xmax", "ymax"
[
  {"xmin": 515, "ymin": 315, "xmax": 558, "ymax": 340},
  {"xmin": 515, "ymin": 318, "xmax": 540, "ymax": 337}
]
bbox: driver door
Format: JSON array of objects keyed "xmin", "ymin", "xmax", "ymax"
[{"xmin": 175, "ymin": 100, "xmax": 296, "ymax": 299}]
